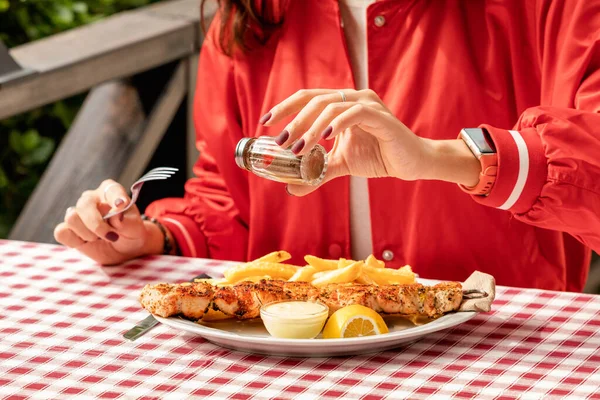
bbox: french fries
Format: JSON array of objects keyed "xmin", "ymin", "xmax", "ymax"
[
  {"xmin": 223, "ymin": 262, "xmax": 299, "ymax": 283},
  {"xmin": 337, "ymin": 258, "xmax": 354, "ymax": 269},
  {"xmin": 366, "ymin": 254, "xmax": 385, "ymax": 269},
  {"xmin": 304, "ymin": 255, "xmax": 338, "ymax": 271},
  {"xmin": 216, "ymin": 252, "xmax": 415, "ymax": 289},
  {"xmin": 311, "ymin": 261, "xmax": 363, "ymax": 287},
  {"xmin": 355, "ymin": 272, "xmax": 377, "ymax": 285},
  {"xmin": 257, "ymin": 250, "xmax": 292, "ymax": 263},
  {"xmin": 311, "ymin": 271, "xmax": 327, "ymax": 280},
  {"xmin": 363, "ymin": 264, "xmax": 415, "ymax": 285},
  {"xmin": 288, "ymin": 266, "xmax": 318, "ymax": 282}
]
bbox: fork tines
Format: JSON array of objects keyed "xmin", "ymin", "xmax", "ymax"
[{"xmin": 137, "ymin": 167, "xmax": 178, "ymax": 182}]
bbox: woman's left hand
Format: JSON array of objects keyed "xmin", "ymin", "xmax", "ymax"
[{"xmin": 261, "ymin": 89, "xmax": 480, "ymax": 196}]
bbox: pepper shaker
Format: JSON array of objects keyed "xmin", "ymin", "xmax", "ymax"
[{"xmin": 235, "ymin": 136, "xmax": 327, "ymax": 186}]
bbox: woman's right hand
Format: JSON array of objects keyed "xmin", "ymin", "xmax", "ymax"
[{"xmin": 53, "ymin": 179, "xmax": 162, "ymax": 265}]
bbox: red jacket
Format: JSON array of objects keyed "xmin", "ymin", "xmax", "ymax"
[{"xmin": 147, "ymin": 0, "xmax": 600, "ymax": 292}]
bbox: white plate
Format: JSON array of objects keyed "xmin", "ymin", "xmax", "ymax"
[{"xmin": 155, "ymin": 310, "xmax": 475, "ymax": 357}]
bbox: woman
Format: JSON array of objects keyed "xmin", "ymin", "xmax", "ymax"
[{"xmin": 54, "ymin": 0, "xmax": 600, "ymax": 291}]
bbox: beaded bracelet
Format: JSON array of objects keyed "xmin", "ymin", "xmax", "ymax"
[{"xmin": 141, "ymin": 215, "xmax": 173, "ymax": 255}]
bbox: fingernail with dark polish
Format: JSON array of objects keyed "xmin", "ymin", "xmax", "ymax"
[
  {"xmin": 114, "ymin": 198, "xmax": 125, "ymax": 207},
  {"xmin": 291, "ymin": 139, "xmax": 305, "ymax": 154},
  {"xmin": 259, "ymin": 112, "xmax": 272, "ymax": 125},
  {"xmin": 321, "ymin": 126, "xmax": 333, "ymax": 139},
  {"xmin": 275, "ymin": 130, "xmax": 289, "ymax": 146},
  {"xmin": 106, "ymin": 232, "xmax": 119, "ymax": 242}
]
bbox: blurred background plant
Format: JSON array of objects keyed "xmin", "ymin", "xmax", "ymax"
[{"xmin": 0, "ymin": 0, "xmax": 161, "ymax": 238}]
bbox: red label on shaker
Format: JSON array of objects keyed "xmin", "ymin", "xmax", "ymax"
[{"xmin": 262, "ymin": 154, "xmax": 274, "ymax": 167}]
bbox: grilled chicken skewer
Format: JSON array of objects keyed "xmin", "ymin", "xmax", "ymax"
[{"xmin": 140, "ymin": 280, "xmax": 464, "ymax": 321}]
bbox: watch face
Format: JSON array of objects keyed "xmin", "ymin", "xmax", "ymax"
[{"xmin": 463, "ymin": 128, "xmax": 496, "ymax": 154}]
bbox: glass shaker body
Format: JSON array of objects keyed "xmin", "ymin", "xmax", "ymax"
[{"xmin": 235, "ymin": 137, "xmax": 327, "ymax": 186}]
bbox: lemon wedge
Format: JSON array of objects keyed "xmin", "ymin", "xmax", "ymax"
[{"xmin": 322, "ymin": 305, "xmax": 389, "ymax": 338}]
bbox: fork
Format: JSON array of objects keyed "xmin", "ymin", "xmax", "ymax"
[{"xmin": 103, "ymin": 167, "xmax": 178, "ymax": 220}]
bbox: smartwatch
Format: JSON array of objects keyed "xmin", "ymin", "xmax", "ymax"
[{"xmin": 458, "ymin": 128, "xmax": 498, "ymax": 196}]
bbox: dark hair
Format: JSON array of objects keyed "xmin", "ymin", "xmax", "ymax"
[{"xmin": 200, "ymin": 0, "xmax": 282, "ymax": 56}]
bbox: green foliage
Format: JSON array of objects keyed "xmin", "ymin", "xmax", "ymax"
[
  {"xmin": 0, "ymin": 0, "xmax": 160, "ymax": 47},
  {"xmin": 0, "ymin": 0, "xmax": 161, "ymax": 238}
]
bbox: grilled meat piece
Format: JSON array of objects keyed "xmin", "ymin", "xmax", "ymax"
[
  {"xmin": 376, "ymin": 282, "xmax": 462, "ymax": 316},
  {"xmin": 140, "ymin": 280, "xmax": 462, "ymax": 320},
  {"xmin": 213, "ymin": 280, "xmax": 319, "ymax": 319},
  {"xmin": 139, "ymin": 281, "xmax": 213, "ymax": 320}
]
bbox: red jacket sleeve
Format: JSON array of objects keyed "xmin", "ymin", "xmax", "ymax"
[
  {"xmin": 471, "ymin": 1, "xmax": 600, "ymax": 251},
  {"xmin": 145, "ymin": 12, "xmax": 249, "ymax": 261}
]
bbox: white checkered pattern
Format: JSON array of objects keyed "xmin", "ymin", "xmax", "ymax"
[{"xmin": 1, "ymin": 240, "xmax": 600, "ymax": 399}]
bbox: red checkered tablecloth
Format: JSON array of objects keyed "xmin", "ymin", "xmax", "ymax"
[{"xmin": 1, "ymin": 240, "xmax": 600, "ymax": 399}]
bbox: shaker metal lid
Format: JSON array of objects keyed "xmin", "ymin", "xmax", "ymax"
[{"xmin": 235, "ymin": 137, "xmax": 253, "ymax": 169}]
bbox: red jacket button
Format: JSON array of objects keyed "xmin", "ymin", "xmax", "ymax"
[
  {"xmin": 382, "ymin": 250, "xmax": 394, "ymax": 261},
  {"xmin": 328, "ymin": 244, "xmax": 342, "ymax": 259},
  {"xmin": 374, "ymin": 15, "xmax": 386, "ymax": 27}
]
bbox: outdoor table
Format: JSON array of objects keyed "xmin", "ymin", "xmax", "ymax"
[{"xmin": 1, "ymin": 239, "xmax": 599, "ymax": 399}]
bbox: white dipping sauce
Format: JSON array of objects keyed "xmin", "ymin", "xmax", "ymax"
[
  {"xmin": 264, "ymin": 301, "xmax": 327, "ymax": 316},
  {"xmin": 260, "ymin": 301, "xmax": 329, "ymax": 339}
]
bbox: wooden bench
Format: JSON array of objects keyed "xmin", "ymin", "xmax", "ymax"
[{"xmin": 1, "ymin": 0, "xmax": 215, "ymax": 243}]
